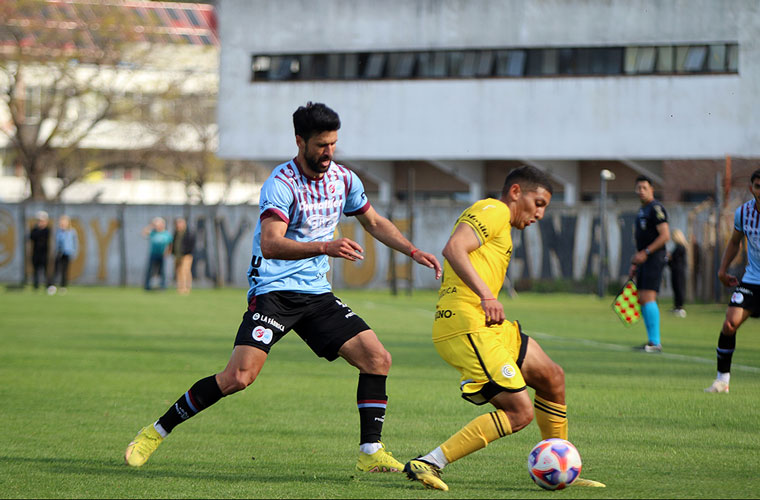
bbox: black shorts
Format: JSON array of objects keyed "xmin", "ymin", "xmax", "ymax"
[
  {"xmin": 729, "ymin": 282, "xmax": 760, "ymax": 318},
  {"xmin": 636, "ymin": 252, "xmax": 666, "ymax": 292},
  {"xmin": 234, "ymin": 291, "xmax": 371, "ymax": 361}
]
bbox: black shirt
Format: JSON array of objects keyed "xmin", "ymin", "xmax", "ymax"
[
  {"xmin": 635, "ymin": 200, "xmax": 668, "ymax": 252},
  {"xmin": 29, "ymin": 226, "xmax": 50, "ymax": 261}
]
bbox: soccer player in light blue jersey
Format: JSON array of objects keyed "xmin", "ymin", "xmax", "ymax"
[
  {"xmin": 125, "ymin": 102, "xmax": 442, "ymax": 472},
  {"xmin": 705, "ymin": 169, "xmax": 760, "ymax": 393}
]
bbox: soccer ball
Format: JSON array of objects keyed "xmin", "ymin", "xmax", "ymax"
[{"xmin": 527, "ymin": 438, "xmax": 582, "ymax": 490}]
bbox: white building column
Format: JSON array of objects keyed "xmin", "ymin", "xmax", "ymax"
[
  {"xmin": 344, "ymin": 160, "xmax": 394, "ymax": 205},
  {"xmin": 428, "ymin": 160, "xmax": 485, "ymax": 202},
  {"xmin": 619, "ymin": 159, "xmax": 663, "ymax": 185}
]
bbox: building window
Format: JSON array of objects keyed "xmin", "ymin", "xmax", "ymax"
[
  {"xmin": 656, "ymin": 46, "xmax": 674, "ymax": 72},
  {"xmin": 682, "ymin": 46, "xmax": 707, "ymax": 72},
  {"xmin": 250, "ymin": 43, "xmax": 739, "ymax": 82},
  {"xmin": 727, "ymin": 44, "xmax": 739, "ymax": 72},
  {"xmin": 362, "ymin": 53, "xmax": 386, "ymax": 79}
]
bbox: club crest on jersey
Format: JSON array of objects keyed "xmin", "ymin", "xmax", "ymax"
[
  {"xmin": 327, "ymin": 182, "xmax": 344, "ymax": 195},
  {"xmin": 501, "ymin": 364, "xmax": 516, "ymax": 379},
  {"xmin": 252, "ymin": 326, "xmax": 273, "ymax": 344},
  {"xmin": 655, "ymin": 205, "xmax": 665, "ymax": 220}
]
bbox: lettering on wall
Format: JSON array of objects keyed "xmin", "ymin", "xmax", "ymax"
[
  {"xmin": 91, "ymin": 218, "xmax": 120, "ymax": 281},
  {"xmin": 0, "ymin": 209, "xmax": 16, "ymax": 267},
  {"xmin": 68, "ymin": 218, "xmax": 86, "ymax": 281},
  {"xmin": 338, "ymin": 221, "xmax": 377, "ymax": 287},
  {"xmin": 219, "ymin": 217, "xmax": 250, "ymax": 284},
  {"xmin": 0, "ymin": 204, "xmax": 684, "ymax": 289},
  {"xmin": 192, "ymin": 217, "xmax": 216, "ymax": 282}
]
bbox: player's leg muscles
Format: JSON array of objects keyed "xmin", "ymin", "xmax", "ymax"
[
  {"xmin": 156, "ymin": 346, "xmax": 266, "ymax": 436},
  {"xmin": 437, "ymin": 390, "xmax": 530, "ymax": 464},
  {"xmin": 216, "ymin": 345, "xmax": 268, "ymax": 393},
  {"xmin": 717, "ymin": 306, "xmax": 750, "ymax": 373},
  {"xmin": 339, "ymin": 329, "xmax": 391, "ymax": 374},
  {"xmin": 521, "ymin": 338, "xmax": 567, "ymax": 440},
  {"xmin": 339, "ymin": 330, "xmax": 391, "ymax": 445}
]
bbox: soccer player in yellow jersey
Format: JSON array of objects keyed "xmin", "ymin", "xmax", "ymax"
[{"xmin": 403, "ymin": 166, "xmax": 605, "ymax": 491}]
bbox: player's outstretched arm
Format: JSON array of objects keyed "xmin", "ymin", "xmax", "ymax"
[
  {"xmin": 356, "ymin": 206, "xmax": 442, "ymax": 279},
  {"xmin": 442, "ymin": 223, "xmax": 505, "ymax": 326},
  {"xmin": 717, "ymin": 229, "xmax": 744, "ymax": 287},
  {"xmin": 260, "ymin": 217, "xmax": 363, "ymax": 261}
]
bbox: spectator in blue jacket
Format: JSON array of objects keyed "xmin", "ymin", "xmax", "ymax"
[
  {"xmin": 48, "ymin": 215, "xmax": 78, "ymax": 295},
  {"xmin": 142, "ymin": 217, "xmax": 172, "ymax": 290}
]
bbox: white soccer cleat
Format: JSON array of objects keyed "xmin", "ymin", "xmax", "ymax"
[{"xmin": 704, "ymin": 379, "xmax": 729, "ymax": 393}]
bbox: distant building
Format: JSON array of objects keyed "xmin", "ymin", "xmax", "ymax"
[
  {"xmin": 217, "ymin": 0, "xmax": 760, "ymax": 205},
  {"xmin": 0, "ymin": 0, "xmax": 266, "ymax": 204}
]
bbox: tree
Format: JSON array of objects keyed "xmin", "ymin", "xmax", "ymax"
[{"xmin": 0, "ymin": 0, "xmax": 166, "ymax": 201}]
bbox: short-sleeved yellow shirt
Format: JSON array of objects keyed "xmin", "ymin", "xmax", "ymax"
[{"xmin": 432, "ymin": 198, "xmax": 513, "ymax": 342}]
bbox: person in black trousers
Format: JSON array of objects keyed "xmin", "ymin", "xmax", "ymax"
[
  {"xmin": 29, "ymin": 211, "xmax": 50, "ymax": 290},
  {"xmin": 668, "ymin": 229, "xmax": 688, "ymax": 318}
]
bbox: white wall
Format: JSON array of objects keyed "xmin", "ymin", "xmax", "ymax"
[{"xmin": 217, "ymin": 0, "xmax": 760, "ymax": 161}]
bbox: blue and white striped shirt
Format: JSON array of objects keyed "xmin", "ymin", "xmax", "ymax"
[
  {"xmin": 734, "ymin": 199, "xmax": 760, "ymax": 285},
  {"xmin": 246, "ymin": 158, "xmax": 370, "ymax": 300}
]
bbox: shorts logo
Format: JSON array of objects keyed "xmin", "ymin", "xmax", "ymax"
[
  {"xmin": 731, "ymin": 292, "xmax": 745, "ymax": 304},
  {"xmin": 251, "ymin": 312, "xmax": 285, "ymax": 331},
  {"xmin": 252, "ymin": 326, "xmax": 273, "ymax": 344},
  {"xmin": 501, "ymin": 364, "xmax": 516, "ymax": 379}
]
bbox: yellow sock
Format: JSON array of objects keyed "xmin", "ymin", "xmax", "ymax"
[
  {"xmin": 440, "ymin": 410, "xmax": 512, "ymax": 464},
  {"xmin": 534, "ymin": 395, "xmax": 567, "ymax": 440}
]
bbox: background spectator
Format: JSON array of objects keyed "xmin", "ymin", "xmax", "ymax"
[
  {"xmin": 142, "ymin": 217, "xmax": 172, "ymax": 291},
  {"xmin": 48, "ymin": 215, "xmax": 78, "ymax": 295},
  {"xmin": 171, "ymin": 217, "xmax": 195, "ymax": 295},
  {"xmin": 668, "ymin": 229, "xmax": 688, "ymax": 318},
  {"xmin": 29, "ymin": 211, "xmax": 50, "ymax": 291}
]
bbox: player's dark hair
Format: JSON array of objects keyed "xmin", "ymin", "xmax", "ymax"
[
  {"xmin": 292, "ymin": 102, "xmax": 341, "ymax": 142},
  {"xmin": 751, "ymin": 169, "xmax": 760, "ymax": 183},
  {"xmin": 502, "ymin": 165, "xmax": 553, "ymax": 196},
  {"xmin": 635, "ymin": 175, "xmax": 653, "ymax": 186}
]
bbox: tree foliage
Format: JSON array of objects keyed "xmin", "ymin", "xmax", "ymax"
[{"xmin": 0, "ymin": 0, "xmax": 210, "ymax": 201}]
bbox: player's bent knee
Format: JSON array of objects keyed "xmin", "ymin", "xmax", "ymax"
[
  {"xmin": 549, "ymin": 362, "xmax": 565, "ymax": 388},
  {"xmin": 722, "ymin": 320, "xmax": 739, "ymax": 336},
  {"xmin": 509, "ymin": 408, "xmax": 534, "ymax": 433},
  {"xmin": 218, "ymin": 370, "xmax": 256, "ymax": 394},
  {"xmin": 365, "ymin": 349, "xmax": 391, "ymax": 373}
]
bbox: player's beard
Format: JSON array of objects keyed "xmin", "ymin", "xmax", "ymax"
[{"xmin": 304, "ymin": 150, "xmax": 331, "ymax": 175}]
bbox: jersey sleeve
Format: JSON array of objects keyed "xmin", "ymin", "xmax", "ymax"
[
  {"xmin": 343, "ymin": 170, "xmax": 371, "ymax": 216},
  {"xmin": 456, "ymin": 201, "xmax": 509, "ymax": 245},
  {"xmin": 259, "ymin": 176, "xmax": 295, "ymax": 223},
  {"xmin": 734, "ymin": 205, "xmax": 743, "ymax": 233},
  {"xmin": 653, "ymin": 202, "xmax": 668, "ymax": 225}
]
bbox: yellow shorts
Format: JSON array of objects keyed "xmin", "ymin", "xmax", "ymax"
[{"xmin": 434, "ymin": 320, "xmax": 529, "ymax": 405}]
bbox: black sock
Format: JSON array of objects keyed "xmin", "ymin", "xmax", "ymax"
[
  {"xmin": 357, "ymin": 373, "xmax": 387, "ymax": 445},
  {"xmin": 157, "ymin": 375, "xmax": 224, "ymax": 434},
  {"xmin": 717, "ymin": 332, "xmax": 736, "ymax": 374}
]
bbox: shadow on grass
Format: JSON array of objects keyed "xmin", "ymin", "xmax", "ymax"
[{"xmin": 0, "ymin": 455, "xmax": 419, "ymax": 491}]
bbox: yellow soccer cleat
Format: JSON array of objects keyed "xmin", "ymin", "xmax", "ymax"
[
  {"xmin": 574, "ymin": 477, "xmax": 606, "ymax": 487},
  {"xmin": 355, "ymin": 442, "xmax": 403, "ymax": 472},
  {"xmin": 125, "ymin": 425, "xmax": 164, "ymax": 467},
  {"xmin": 404, "ymin": 458, "xmax": 449, "ymax": 491}
]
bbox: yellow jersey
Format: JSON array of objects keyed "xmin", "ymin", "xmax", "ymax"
[{"xmin": 432, "ymin": 198, "xmax": 513, "ymax": 342}]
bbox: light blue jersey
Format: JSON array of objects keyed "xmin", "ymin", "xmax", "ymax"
[
  {"xmin": 246, "ymin": 158, "xmax": 370, "ymax": 301},
  {"xmin": 734, "ymin": 199, "xmax": 760, "ymax": 285}
]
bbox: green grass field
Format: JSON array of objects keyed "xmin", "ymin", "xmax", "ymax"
[{"xmin": 1, "ymin": 286, "xmax": 759, "ymax": 499}]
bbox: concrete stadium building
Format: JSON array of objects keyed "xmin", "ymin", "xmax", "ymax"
[{"xmin": 217, "ymin": 0, "xmax": 760, "ymax": 205}]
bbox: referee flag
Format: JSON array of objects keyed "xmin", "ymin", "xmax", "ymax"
[{"xmin": 612, "ymin": 280, "xmax": 641, "ymax": 326}]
